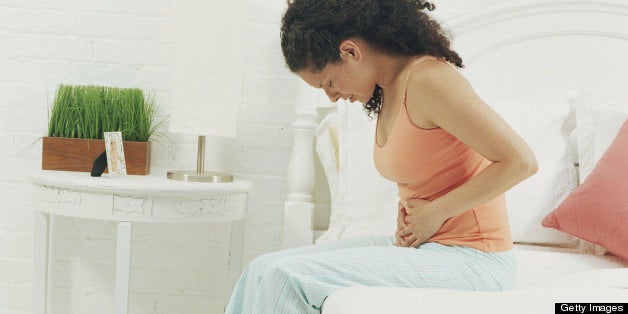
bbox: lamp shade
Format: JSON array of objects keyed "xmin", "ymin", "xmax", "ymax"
[{"xmin": 170, "ymin": 0, "xmax": 243, "ymax": 138}]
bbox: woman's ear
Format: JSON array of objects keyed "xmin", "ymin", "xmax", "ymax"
[{"xmin": 338, "ymin": 39, "xmax": 363, "ymax": 61}]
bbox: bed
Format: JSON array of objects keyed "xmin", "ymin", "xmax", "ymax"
[{"xmin": 282, "ymin": 1, "xmax": 628, "ymax": 313}]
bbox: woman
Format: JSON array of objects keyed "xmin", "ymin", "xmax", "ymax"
[{"xmin": 226, "ymin": 0, "xmax": 537, "ymax": 313}]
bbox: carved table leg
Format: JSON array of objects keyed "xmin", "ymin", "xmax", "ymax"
[
  {"xmin": 34, "ymin": 211, "xmax": 50, "ymax": 314},
  {"xmin": 115, "ymin": 222, "xmax": 132, "ymax": 314}
]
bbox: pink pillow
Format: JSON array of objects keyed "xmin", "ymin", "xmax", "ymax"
[{"xmin": 542, "ymin": 120, "xmax": 628, "ymax": 260}]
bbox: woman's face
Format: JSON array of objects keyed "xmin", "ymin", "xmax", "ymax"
[{"xmin": 297, "ymin": 60, "xmax": 376, "ymax": 104}]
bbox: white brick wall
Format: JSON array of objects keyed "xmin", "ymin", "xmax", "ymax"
[
  {"xmin": 0, "ymin": 0, "xmax": 516, "ymax": 313},
  {"xmin": 0, "ymin": 0, "xmax": 296, "ymax": 313}
]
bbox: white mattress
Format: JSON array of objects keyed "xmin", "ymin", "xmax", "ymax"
[
  {"xmin": 323, "ymin": 285, "xmax": 628, "ymax": 314},
  {"xmin": 323, "ymin": 250, "xmax": 628, "ymax": 314},
  {"xmin": 514, "ymin": 248, "xmax": 627, "ymax": 288}
]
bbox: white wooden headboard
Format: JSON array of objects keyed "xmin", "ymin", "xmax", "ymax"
[{"xmin": 283, "ymin": 0, "xmax": 628, "ymax": 249}]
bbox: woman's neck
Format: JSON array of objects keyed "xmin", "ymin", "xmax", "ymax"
[{"xmin": 373, "ymin": 54, "xmax": 425, "ymax": 89}]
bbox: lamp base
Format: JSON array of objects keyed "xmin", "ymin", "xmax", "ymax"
[{"xmin": 167, "ymin": 170, "xmax": 233, "ymax": 183}]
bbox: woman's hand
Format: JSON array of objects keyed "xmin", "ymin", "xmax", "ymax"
[
  {"xmin": 398, "ymin": 198, "xmax": 448, "ymax": 248},
  {"xmin": 395, "ymin": 201, "xmax": 409, "ymax": 246}
]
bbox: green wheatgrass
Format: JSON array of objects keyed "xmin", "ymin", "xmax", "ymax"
[{"xmin": 48, "ymin": 85, "xmax": 159, "ymax": 142}]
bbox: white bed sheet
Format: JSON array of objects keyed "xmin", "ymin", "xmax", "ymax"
[
  {"xmin": 322, "ymin": 250, "xmax": 628, "ymax": 314},
  {"xmin": 323, "ymin": 285, "xmax": 627, "ymax": 314},
  {"xmin": 514, "ymin": 248, "xmax": 627, "ymax": 288}
]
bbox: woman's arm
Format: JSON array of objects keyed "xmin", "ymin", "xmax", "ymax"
[{"xmin": 398, "ymin": 60, "xmax": 538, "ymax": 247}]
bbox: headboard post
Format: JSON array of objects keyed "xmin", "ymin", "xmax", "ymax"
[{"xmin": 283, "ymin": 81, "xmax": 319, "ymax": 248}]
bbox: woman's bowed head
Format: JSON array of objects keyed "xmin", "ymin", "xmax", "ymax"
[{"xmin": 281, "ymin": 0, "xmax": 462, "ymax": 116}]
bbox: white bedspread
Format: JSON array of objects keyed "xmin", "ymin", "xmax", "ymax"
[
  {"xmin": 514, "ymin": 249, "xmax": 627, "ymax": 287},
  {"xmin": 323, "ymin": 250, "xmax": 628, "ymax": 314},
  {"xmin": 323, "ymin": 285, "xmax": 627, "ymax": 314}
]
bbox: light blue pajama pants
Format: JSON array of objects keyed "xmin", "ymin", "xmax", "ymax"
[{"xmin": 225, "ymin": 236, "xmax": 516, "ymax": 314}]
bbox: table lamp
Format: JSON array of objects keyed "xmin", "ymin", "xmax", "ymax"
[{"xmin": 167, "ymin": 0, "xmax": 243, "ymax": 183}]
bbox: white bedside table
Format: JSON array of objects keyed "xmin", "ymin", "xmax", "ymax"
[{"xmin": 29, "ymin": 170, "xmax": 253, "ymax": 314}]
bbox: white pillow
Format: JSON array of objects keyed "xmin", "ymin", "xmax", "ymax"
[
  {"xmin": 316, "ymin": 91, "xmax": 580, "ymax": 246},
  {"xmin": 316, "ymin": 102, "xmax": 398, "ymax": 243},
  {"xmin": 487, "ymin": 91, "xmax": 579, "ymax": 246},
  {"xmin": 575, "ymin": 92, "xmax": 628, "ymax": 182}
]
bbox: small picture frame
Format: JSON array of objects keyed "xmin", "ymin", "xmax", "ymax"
[{"xmin": 104, "ymin": 132, "xmax": 127, "ymax": 176}]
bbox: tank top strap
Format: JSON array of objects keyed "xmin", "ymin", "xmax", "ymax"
[
  {"xmin": 402, "ymin": 57, "xmax": 434, "ymax": 103},
  {"xmin": 402, "ymin": 57, "xmax": 458, "ymax": 104}
]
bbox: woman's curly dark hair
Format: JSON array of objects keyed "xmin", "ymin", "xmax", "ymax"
[{"xmin": 281, "ymin": 0, "xmax": 463, "ymax": 116}]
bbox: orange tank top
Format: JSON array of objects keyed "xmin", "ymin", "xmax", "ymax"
[{"xmin": 373, "ymin": 59, "xmax": 513, "ymax": 252}]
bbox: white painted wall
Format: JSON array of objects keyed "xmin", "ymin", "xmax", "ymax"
[{"xmin": 0, "ymin": 0, "xmax": 515, "ymax": 313}]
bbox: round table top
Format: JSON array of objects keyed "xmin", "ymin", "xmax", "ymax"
[{"xmin": 28, "ymin": 169, "xmax": 253, "ymax": 195}]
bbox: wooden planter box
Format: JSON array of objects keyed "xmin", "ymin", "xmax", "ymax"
[{"xmin": 42, "ymin": 137, "xmax": 151, "ymax": 175}]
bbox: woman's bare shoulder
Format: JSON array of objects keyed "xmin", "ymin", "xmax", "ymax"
[{"xmin": 404, "ymin": 59, "xmax": 474, "ymax": 128}]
